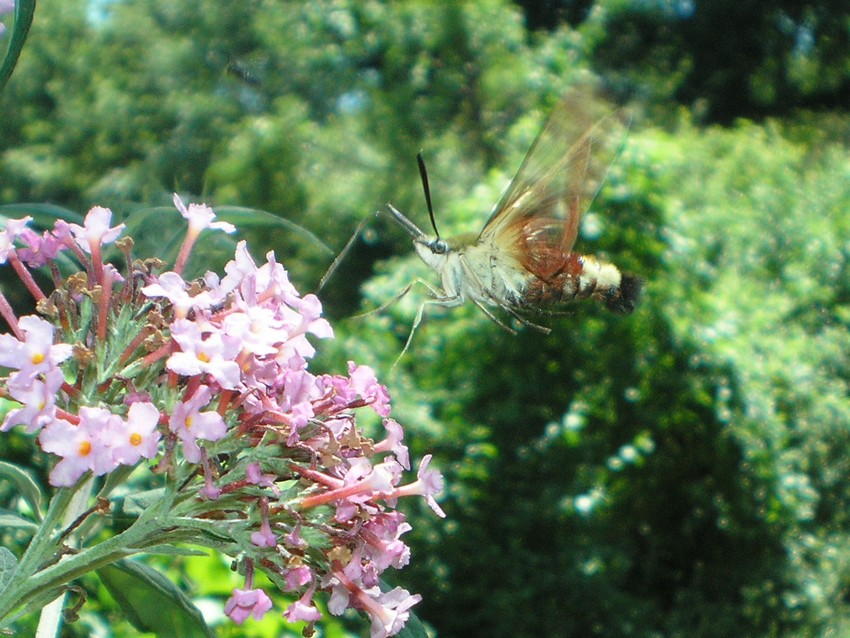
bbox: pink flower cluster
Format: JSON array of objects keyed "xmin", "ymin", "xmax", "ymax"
[{"xmin": 0, "ymin": 196, "xmax": 443, "ymax": 637}]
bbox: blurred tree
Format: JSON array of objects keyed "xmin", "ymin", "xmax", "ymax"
[
  {"xmin": 595, "ymin": 0, "xmax": 850, "ymax": 123},
  {"xmin": 513, "ymin": 0, "xmax": 850, "ymax": 123}
]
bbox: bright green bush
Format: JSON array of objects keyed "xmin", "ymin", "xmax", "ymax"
[{"xmin": 330, "ymin": 113, "xmax": 850, "ymax": 637}]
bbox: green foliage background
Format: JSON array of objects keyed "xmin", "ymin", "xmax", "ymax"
[{"xmin": 3, "ymin": 1, "xmax": 850, "ymax": 636}]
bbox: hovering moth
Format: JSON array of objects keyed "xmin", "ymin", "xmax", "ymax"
[{"xmin": 386, "ymin": 91, "xmax": 641, "ymax": 344}]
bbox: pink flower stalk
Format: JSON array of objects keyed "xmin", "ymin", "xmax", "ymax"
[
  {"xmin": 299, "ymin": 460, "xmax": 403, "ymax": 511},
  {"xmin": 0, "ymin": 198, "xmax": 442, "ymax": 637},
  {"xmin": 0, "ymin": 291, "xmax": 21, "ymax": 339}
]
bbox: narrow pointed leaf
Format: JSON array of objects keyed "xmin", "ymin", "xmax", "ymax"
[
  {"xmin": 98, "ymin": 559, "xmax": 215, "ymax": 638},
  {"xmin": 0, "ymin": 0, "xmax": 36, "ymax": 93}
]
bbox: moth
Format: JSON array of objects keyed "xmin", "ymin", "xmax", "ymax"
[{"xmin": 385, "ymin": 91, "xmax": 642, "ymax": 349}]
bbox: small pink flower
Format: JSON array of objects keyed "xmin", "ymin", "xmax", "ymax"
[
  {"xmin": 199, "ymin": 450, "xmax": 222, "ymax": 500},
  {"xmin": 368, "ymin": 587, "xmax": 422, "ymax": 638},
  {"xmin": 293, "ymin": 293, "xmax": 334, "ymax": 340},
  {"xmin": 0, "ymin": 217, "xmax": 33, "ymax": 263},
  {"xmin": 250, "ymin": 497, "xmax": 277, "ymax": 548},
  {"xmin": 172, "ymin": 194, "xmax": 236, "ymax": 275},
  {"xmin": 173, "ymin": 193, "xmax": 236, "ymax": 236},
  {"xmin": 102, "ymin": 401, "xmax": 161, "ymax": 465},
  {"xmin": 142, "ymin": 271, "xmax": 213, "ymax": 319},
  {"xmin": 167, "ymin": 319, "xmax": 242, "ymax": 389},
  {"xmin": 252, "ymin": 250, "xmax": 301, "ymax": 303},
  {"xmin": 17, "ymin": 228, "xmax": 65, "ymax": 267},
  {"xmin": 283, "ymin": 525, "xmax": 308, "ymax": 551},
  {"xmin": 389, "ymin": 455, "xmax": 445, "ymax": 518},
  {"xmin": 373, "ymin": 419, "xmax": 410, "ymax": 470},
  {"xmin": 246, "ymin": 462, "xmax": 280, "ymax": 496},
  {"xmin": 0, "ymin": 367, "xmax": 64, "ymax": 433},
  {"xmin": 39, "ymin": 408, "xmax": 121, "ymax": 487},
  {"xmin": 362, "ymin": 511, "xmax": 413, "ymax": 570},
  {"xmin": 283, "ymin": 565, "xmax": 312, "ymax": 591},
  {"xmin": 67, "ymin": 206, "xmax": 125, "ymax": 254},
  {"xmin": 219, "ymin": 241, "xmax": 257, "ymax": 295},
  {"xmin": 222, "ymin": 305, "xmax": 288, "ymax": 357},
  {"xmin": 283, "ymin": 584, "xmax": 322, "ymax": 623},
  {"xmin": 168, "ymin": 385, "xmax": 228, "ymax": 463},
  {"xmin": 348, "ymin": 363, "xmax": 391, "ymax": 417},
  {"xmin": 223, "ymin": 587, "xmax": 273, "ymax": 625},
  {"xmin": 0, "ymin": 315, "xmax": 73, "ymax": 382}
]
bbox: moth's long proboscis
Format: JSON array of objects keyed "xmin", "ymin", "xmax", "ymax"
[{"xmin": 386, "ymin": 203, "xmax": 428, "ymax": 240}]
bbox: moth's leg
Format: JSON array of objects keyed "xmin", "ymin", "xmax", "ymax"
[
  {"xmin": 469, "ymin": 298, "xmax": 518, "ymax": 335},
  {"xmin": 354, "ymin": 277, "xmax": 450, "ymax": 320},
  {"xmin": 316, "ymin": 215, "xmax": 374, "ymax": 293},
  {"xmin": 474, "ymin": 290, "xmax": 551, "ymax": 335},
  {"xmin": 393, "ymin": 290, "xmax": 463, "ymax": 366},
  {"xmin": 499, "ymin": 304, "xmax": 551, "ymax": 334}
]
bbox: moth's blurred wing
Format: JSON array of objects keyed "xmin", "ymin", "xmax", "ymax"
[{"xmin": 480, "ymin": 92, "xmax": 627, "ymax": 281}]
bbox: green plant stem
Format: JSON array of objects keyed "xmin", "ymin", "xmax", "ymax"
[
  {"xmin": 0, "ymin": 482, "xmax": 179, "ymax": 628},
  {"xmin": 35, "ymin": 477, "xmax": 94, "ymax": 638}
]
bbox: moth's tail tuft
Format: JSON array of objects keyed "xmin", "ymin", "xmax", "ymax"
[{"xmin": 604, "ymin": 273, "xmax": 643, "ymax": 314}]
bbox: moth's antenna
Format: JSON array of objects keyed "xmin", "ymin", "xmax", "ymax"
[{"xmin": 416, "ymin": 152, "xmax": 439, "ymax": 239}]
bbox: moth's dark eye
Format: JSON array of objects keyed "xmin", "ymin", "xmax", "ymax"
[{"xmin": 429, "ymin": 239, "xmax": 449, "ymax": 255}]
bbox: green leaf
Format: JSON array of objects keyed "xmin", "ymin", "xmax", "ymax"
[
  {"xmin": 0, "ymin": 203, "xmax": 82, "ymax": 227},
  {"xmin": 0, "ymin": 510, "xmax": 38, "ymax": 531},
  {"xmin": 97, "ymin": 559, "xmax": 215, "ymax": 638},
  {"xmin": 117, "ymin": 204, "xmax": 333, "ymax": 268},
  {"xmin": 0, "ymin": 546, "xmax": 18, "ymax": 596},
  {"xmin": 0, "ymin": 0, "xmax": 36, "ymax": 94},
  {"xmin": 0, "ymin": 461, "xmax": 43, "ymax": 522},
  {"xmin": 213, "ymin": 206, "xmax": 334, "ymax": 256},
  {"xmin": 112, "ymin": 487, "xmax": 168, "ymax": 520}
]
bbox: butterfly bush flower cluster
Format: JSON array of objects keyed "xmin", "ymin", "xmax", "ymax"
[{"xmin": 0, "ymin": 196, "xmax": 443, "ymax": 637}]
